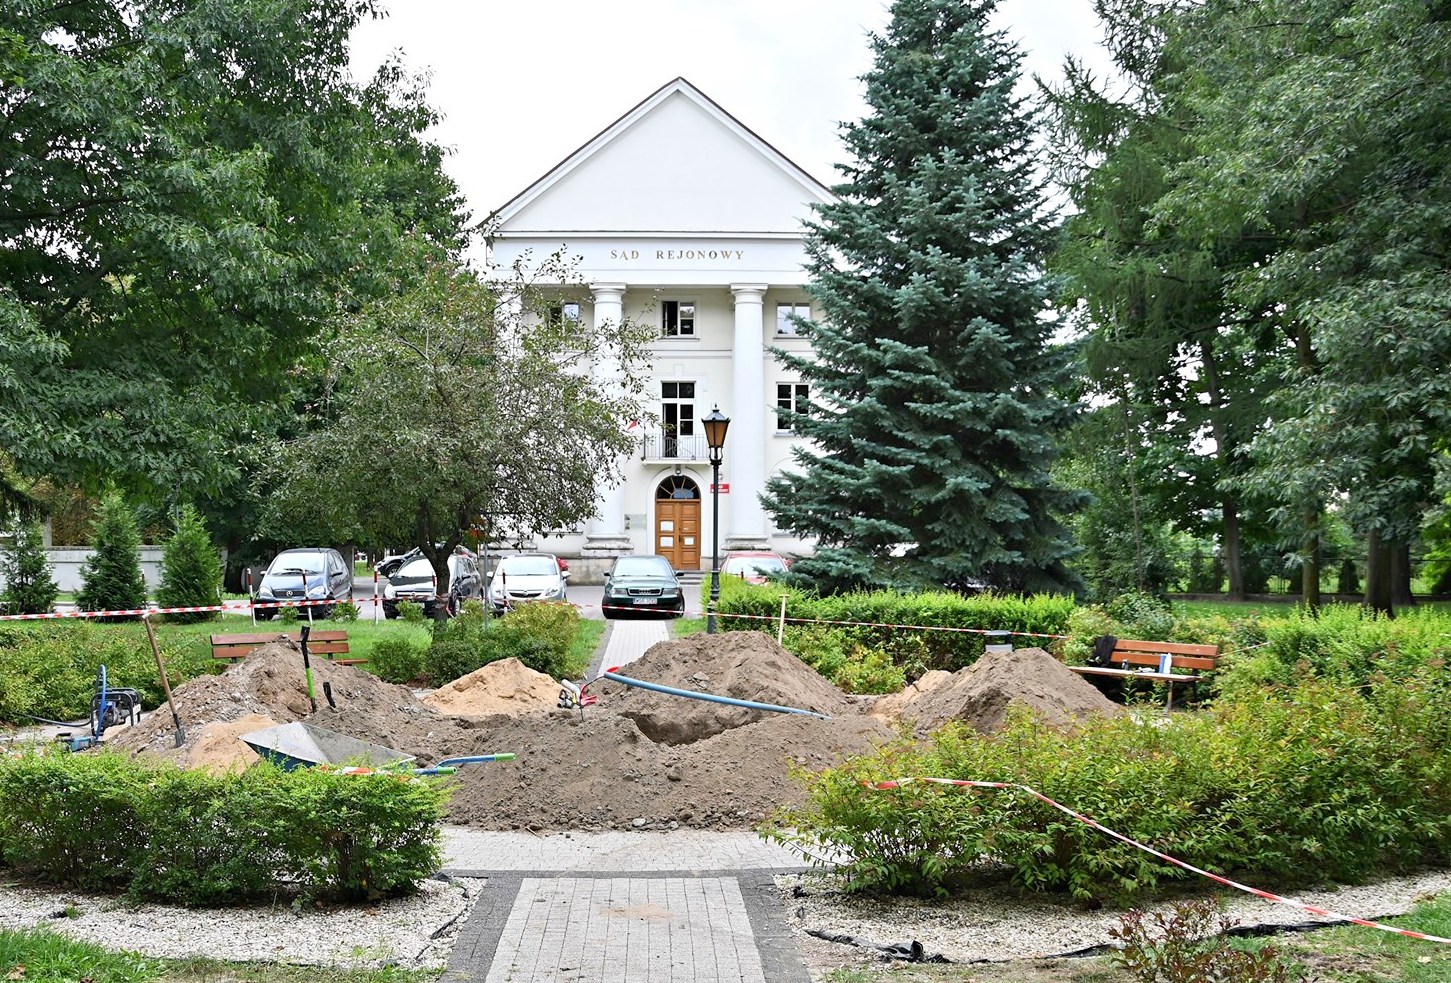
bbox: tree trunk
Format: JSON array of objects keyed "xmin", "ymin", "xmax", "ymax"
[
  {"xmin": 1222, "ymin": 499, "xmax": 1245, "ymax": 600},
  {"xmin": 1201, "ymin": 340, "xmax": 1245, "ymax": 600},
  {"xmin": 1364, "ymin": 530, "xmax": 1394, "ymax": 616},
  {"xmin": 1301, "ymin": 504, "xmax": 1321, "ymax": 611},
  {"xmin": 1391, "ymin": 544, "xmax": 1415, "ymax": 608}
]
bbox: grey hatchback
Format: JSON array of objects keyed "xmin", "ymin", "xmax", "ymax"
[
  {"xmin": 601, "ymin": 554, "xmax": 684, "ymax": 619},
  {"xmin": 255, "ymin": 548, "xmax": 353, "ymax": 619}
]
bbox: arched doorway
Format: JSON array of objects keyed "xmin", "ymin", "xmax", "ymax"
[{"xmin": 655, "ymin": 475, "xmax": 702, "ymax": 570}]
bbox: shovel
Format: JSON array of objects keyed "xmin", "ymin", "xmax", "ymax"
[{"xmin": 143, "ymin": 615, "xmax": 186, "ymax": 747}]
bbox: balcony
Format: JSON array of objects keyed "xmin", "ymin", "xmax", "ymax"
[{"xmin": 639, "ymin": 430, "xmax": 708, "ymax": 461}]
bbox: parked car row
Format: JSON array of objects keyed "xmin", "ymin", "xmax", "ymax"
[{"xmin": 252, "ymin": 544, "xmax": 791, "ymax": 621}]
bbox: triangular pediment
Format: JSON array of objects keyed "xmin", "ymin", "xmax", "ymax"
[{"xmin": 492, "ymin": 78, "xmax": 833, "ymax": 236}]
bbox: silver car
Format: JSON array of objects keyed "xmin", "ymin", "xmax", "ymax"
[{"xmin": 487, "ymin": 553, "xmax": 568, "ymax": 614}]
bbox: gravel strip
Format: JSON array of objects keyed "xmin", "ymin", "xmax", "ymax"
[
  {"xmin": 0, "ymin": 875, "xmax": 483, "ymax": 969},
  {"xmin": 780, "ymin": 868, "xmax": 1451, "ymax": 963}
]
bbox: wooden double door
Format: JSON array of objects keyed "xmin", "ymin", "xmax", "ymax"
[{"xmin": 655, "ymin": 480, "xmax": 702, "ymax": 570}]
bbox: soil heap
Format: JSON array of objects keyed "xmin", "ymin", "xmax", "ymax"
[
  {"xmin": 422, "ymin": 658, "xmax": 560, "ymax": 717},
  {"xmin": 870, "ymin": 647, "xmax": 1123, "ymax": 736},
  {"xmin": 110, "ymin": 631, "xmax": 1123, "ymax": 832}
]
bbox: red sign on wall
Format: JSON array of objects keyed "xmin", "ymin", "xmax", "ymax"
[{"xmin": 710, "ymin": 483, "xmax": 730, "ymax": 493}]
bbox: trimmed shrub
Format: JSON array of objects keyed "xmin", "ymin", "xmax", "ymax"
[
  {"xmin": 155, "ymin": 505, "xmax": 221, "ymax": 623},
  {"xmin": 716, "ymin": 578, "xmax": 1075, "ymax": 677},
  {"xmin": 0, "ymin": 750, "xmax": 449, "ymax": 904},
  {"xmin": 0, "ymin": 621, "xmax": 212, "ymax": 724},
  {"xmin": 424, "ymin": 601, "xmax": 578, "ymax": 684},
  {"xmin": 369, "ymin": 636, "xmax": 428, "ymax": 684},
  {"xmin": 0, "ymin": 522, "xmax": 58, "ymax": 615},
  {"xmin": 767, "ymin": 666, "xmax": 1451, "ymax": 901},
  {"xmin": 75, "ymin": 492, "xmax": 147, "ymax": 620}
]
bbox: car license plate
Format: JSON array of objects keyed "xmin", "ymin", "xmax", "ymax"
[{"xmin": 632, "ymin": 597, "xmax": 658, "ymax": 605}]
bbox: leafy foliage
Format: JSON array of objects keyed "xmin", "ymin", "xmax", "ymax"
[
  {"xmin": 1111, "ymin": 898, "xmax": 1300, "ymax": 983},
  {"xmin": 368, "ymin": 636, "xmax": 428, "ymax": 684},
  {"xmin": 75, "ymin": 492, "xmax": 147, "ymax": 619},
  {"xmin": 715, "ymin": 577, "xmax": 1075, "ymax": 677},
  {"xmin": 0, "ymin": 751, "xmax": 449, "ymax": 904},
  {"xmin": 0, "ymin": 0, "xmax": 468, "ymax": 499},
  {"xmin": 155, "ymin": 505, "xmax": 221, "ymax": 623},
  {"xmin": 424, "ymin": 600, "xmax": 578, "ymax": 684},
  {"xmin": 768, "ymin": 667, "xmax": 1451, "ymax": 900},
  {"xmin": 0, "ymin": 621, "xmax": 212, "ymax": 723},
  {"xmin": 762, "ymin": 0, "xmax": 1084, "ymax": 594},
  {"xmin": 0, "ymin": 521, "xmax": 57, "ymax": 615}
]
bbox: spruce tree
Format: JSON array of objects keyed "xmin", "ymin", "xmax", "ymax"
[
  {"xmin": 0, "ymin": 522, "xmax": 59, "ymax": 615},
  {"xmin": 156, "ymin": 504, "xmax": 222, "ymax": 622},
  {"xmin": 763, "ymin": 0, "xmax": 1084, "ymax": 593},
  {"xmin": 76, "ymin": 492, "xmax": 148, "ymax": 619}
]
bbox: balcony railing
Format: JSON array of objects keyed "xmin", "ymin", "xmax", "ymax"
[{"xmin": 639, "ymin": 430, "xmax": 707, "ymax": 461}]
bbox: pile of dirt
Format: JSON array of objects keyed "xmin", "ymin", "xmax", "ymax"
[
  {"xmin": 423, "ymin": 658, "xmax": 560, "ymax": 717},
  {"xmin": 592, "ymin": 632, "xmax": 855, "ymax": 745},
  {"xmin": 874, "ymin": 647, "xmax": 1124, "ymax": 736},
  {"xmin": 112, "ymin": 632, "xmax": 1124, "ymax": 832},
  {"xmin": 108, "ymin": 641, "xmax": 440, "ymax": 770}
]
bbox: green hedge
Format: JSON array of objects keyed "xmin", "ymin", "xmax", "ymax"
[
  {"xmin": 0, "ymin": 751, "xmax": 449, "ymax": 904},
  {"xmin": 766, "ymin": 667, "xmax": 1451, "ymax": 901},
  {"xmin": 711, "ymin": 577, "xmax": 1074, "ymax": 677},
  {"xmin": 0, "ymin": 622, "xmax": 215, "ymax": 724}
]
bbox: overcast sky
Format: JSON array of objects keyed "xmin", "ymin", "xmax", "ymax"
[{"xmin": 348, "ymin": 1, "xmax": 1115, "ymax": 227}]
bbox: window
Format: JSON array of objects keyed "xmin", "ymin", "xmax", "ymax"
[
  {"xmin": 546, "ymin": 302, "xmax": 582, "ymax": 325},
  {"xmin": 777, "ymin": 382, "xmax": 809, "ymax": 431},
  {"xmin": 776, "ymin": 302, "xmax": 810, "ymax": 336},
  {"xmin": 662, "ymin": 300, "xmax": 696, "ymax": 337},
  {"xmin": 661, "ymin": 381, "xmax": 696, "ymax": 455}
]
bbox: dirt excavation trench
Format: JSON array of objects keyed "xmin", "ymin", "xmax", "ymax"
[{"xmin": 108, "ymin": 631, "xmax": 1122, "ymax": 831}]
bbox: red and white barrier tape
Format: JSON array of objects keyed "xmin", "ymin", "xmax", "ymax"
[
  {"xmin": 866, "ymin": 777, "xmax": 1451, "ymax": 944},
  {"xmin": 0, "ymin": 599, "xmax": 337, "ymax": 622}
]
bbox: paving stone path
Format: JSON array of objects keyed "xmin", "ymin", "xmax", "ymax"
[{"xmin": 440, "ymin": 619, "xmax": 816, "ymax": 982}]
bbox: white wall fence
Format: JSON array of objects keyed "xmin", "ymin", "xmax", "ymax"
[{"xmin": 0, "ymin": 547, "xmax": 166, "ymax": 593}]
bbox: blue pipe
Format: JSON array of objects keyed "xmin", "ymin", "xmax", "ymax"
[
  {"xmin": 413, "ymin": 753, "xmax": 516, "ymax": 776},
  {"xmin": 601, "ymin": 671, "xmax": 830, "ymax": 719}
]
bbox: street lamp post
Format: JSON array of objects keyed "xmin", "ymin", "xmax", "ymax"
[{"xmin": 702, "ymin": 406, "xmax": 730, "ymax": 634}]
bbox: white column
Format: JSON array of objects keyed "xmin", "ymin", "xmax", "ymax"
[
  {"xmin": 585, "ymin": 283, "xmax": 633, "ymax": 553},
  {"xmin": 728, "ymin": 283, "xmax": 769, "ymax": 548}
]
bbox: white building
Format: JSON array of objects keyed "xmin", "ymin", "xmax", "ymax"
[{"xmin": 489, "ymin": 78, "xmax": 832, "ymax": 575}]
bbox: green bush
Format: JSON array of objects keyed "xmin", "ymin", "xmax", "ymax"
[
  {"xmin": 424, "ymin": 601, "xmax": 577, "ymax": 684},
  {"xmin": 155, "ymin": 505, "xmax": 222, "ymax": 623},
  {"xmin": 768, "ymin": 666, "xmax": 1451, "ymax": 901},
  {"xmin": 76, "ymin": 492, "xmax": 147, "ymax": 619},
  {"xmin": 716, "ymin": 578, "xmax": 1075, "ymax": 677},
  {"xmin": 0, "ymin": 621, "xmax": 212, "ymax": 724},
  {"xmin": 369, "ymin": 636, "xmax": 427, "ymax": 683},
  {"xmin": 0, "ymin": 522, "xmax": 58, "ymax": 615},
  {"xmin": 397, "ymin": 599, "xmax": 426, "ymax": 624},
  {"xmin": 0, "ymin": 750, "xmax": 449, "ymax": 904},
  {"xmin": 331, "ymin": 600, "xmax": 360, "ymax": 622}
]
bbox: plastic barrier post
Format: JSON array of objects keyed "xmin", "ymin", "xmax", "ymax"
[
  {"xmin": 778, "ymin": 593, "xmax": 789, "ymax": 644},
  {"xmin": 373, "ymin": 569, "xmax": 380, "ymax": 624}
]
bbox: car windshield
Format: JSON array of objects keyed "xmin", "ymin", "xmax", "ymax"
[
  {"xmin": 391, "ymin": 558, "xmax": 435, "ymax": 585},
  {"xmin": 613, "ymin": 556, "xmax": 673, "ymax": 577},
  {"xmin": 270, "ymin": 554, "xmax": 325, "ymax": 575},
  {"xmin": 724, "ymin": 556, "xmax": 786, "ymax": 576},
  {"xmin": 497, "ymin": 555, "xmax": 557, "ymax": 577}
]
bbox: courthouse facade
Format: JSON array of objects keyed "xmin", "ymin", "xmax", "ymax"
[{"xmin": 488, "ymin": 78, "xmax": 833, "ymax": 572}]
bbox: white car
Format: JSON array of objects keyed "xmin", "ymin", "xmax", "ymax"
[{"xmin": 488, "ymin": 553, "xmax": 568, "ymax": 614}]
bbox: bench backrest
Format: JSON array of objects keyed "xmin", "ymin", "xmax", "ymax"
[
  {"xmin": 1112, "ymin": 639, "xmax": 1220, "ymax": 673},
  {"xmin": 211, "ymin": 630, "xmax": 350, "ymax": 660}
]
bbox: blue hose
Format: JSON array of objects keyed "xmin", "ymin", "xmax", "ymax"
[{"xmin": 601, "ymin": 671, "xmax": 830, "ymax": 719}]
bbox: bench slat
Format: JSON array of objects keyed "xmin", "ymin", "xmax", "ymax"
[
  {"xmin": 1116, "ymin": 652, "xmax": 1219, "ymax": 672},
  {"xmin": 1069, "ymin": 666, "xmax": 1201, "ymax": 683},
  {"xmin": 1113, "ymin": 639, "xmax": 1219, "ymax": 657},
  {"xmin": 209, "ymin": 630, "xmax": 356, "ymax": 663}
]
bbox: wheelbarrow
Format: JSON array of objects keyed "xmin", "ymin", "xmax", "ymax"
[{"xmin": 239, "ymin": 721, "xmax": 513, "ymax": 775}]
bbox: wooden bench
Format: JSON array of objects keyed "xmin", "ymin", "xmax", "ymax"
[
  {"xmin": 1067, "ymin": 638, "xmax": 1221, "ymax": 710},
  {"xmin": 209, "ymin": 630, "xmax": 366, "ymax": 665}
]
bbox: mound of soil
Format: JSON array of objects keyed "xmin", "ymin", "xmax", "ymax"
[
  {"xmin": 108, "ymin": 641, "xmax": 440, "ymax": 769},
  {"xmin": 885, "ymin": 647, "xmax": 1124, "ymax": 736},
  {"xmin": 111, "ymin": 632, "xmax": 1121, "ymax": 832},
  {"xmin": 423, "ymin": 658, "xmax": 559, "ymax": 717},
  {"xmin": 593, "ymin": 631, "xmax": 855, "ymax": 745}
]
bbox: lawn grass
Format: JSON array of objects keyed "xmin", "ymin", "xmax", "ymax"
[
  {"xmin": 671, "ymin": 615, "xmax": 705, "ymax": 637},
  {"xmin": 0, "ymin": 927, "xmax": 440, "ymax": 983},
  {"xmin": 565, "ymin": 618, "xmax": 606, "ymax": 678}
]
